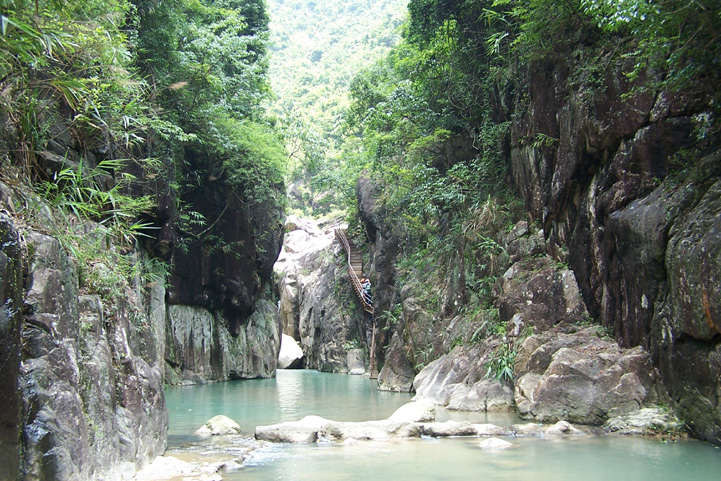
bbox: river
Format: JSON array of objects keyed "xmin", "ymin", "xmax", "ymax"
[{"xmin": 164, "ymin": 370, "xmax": 721, "ymax": 481}]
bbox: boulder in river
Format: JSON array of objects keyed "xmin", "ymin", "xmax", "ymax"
[
  {"xmin": 255, "ymin": 416, "xmax": 329, "ymax": 443},
  {"xmin": 514, "ymin": 327, "xmax": 657, "ymax": 425},
  {"xmin": 278, "ymin": 334, "xmax": 305, "ymax": 369},
  {"xmin": 195, "ymin": 415, "xmax": 242, "ymax": 436},
  {"xmin": 478, "ymin": 438, "xmax": 513, "ymax": 450},
  {"xmin": 388, "ymin": 400, "xmax": 436, "ymax": 423}
]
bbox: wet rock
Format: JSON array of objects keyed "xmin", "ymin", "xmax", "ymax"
[
  {"xmin": 132, "ymin": 455, "xmax": 223, "ymax": 481},
  {"xmin": 478, "ymin": 438, "xmax": 513, "ymax": 450},
  {"xmin": 419, "ymin": 421, "xmax": 477, "ymax": 437},
  {"xmin": 413, "ymin": 341, "xmax": 515, "ymax": 412},
  {"xmin": 320, "ymin": 420, "xmax": 421, "ymax": 442},
  {"xmin": 0, "ymin": 214, "xmax": 23, "ymax": 480},
  {"xmin": 512, "ymin": 421, "xmax": 586, "ymax": 437},
  {"xmin": 514, "ymin": 328, "xmax": 657, "ymax": 425},
  {"xmin": 278, "ymin": 333, "xmax": 304, "ymax": 369},
  {"xmin": 604, "ymin": 408, "xmax": 686, "ymax": 437},
  {"xmin": 194, "ymin": 415, "xmax": 242, "ymax": 436},
  {"xmin": 255, "ymin": 416, "xmax": 328, "ymax": 444},
  {"xmin": 388, "ymin": 401, "xmax": 436, "ymax": 423},
  {"xmin": 474, "ymin": 424, "xmax": 514, "ymax": 437}
]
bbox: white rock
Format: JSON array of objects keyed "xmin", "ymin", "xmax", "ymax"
[
  {"xmin": 388, "ymin": 400, "xmax": 436, "ymax": 423},
  {"xmin": 278, "ymin": 334, "xmax": 304, "ymax": 369},
  {"xmin": 479, "ymin": 437, "xmax": 513, "ymax": 450},
  {"xmin": 194, "ymin": 415, "xmax": 242, "ymax": 436}
]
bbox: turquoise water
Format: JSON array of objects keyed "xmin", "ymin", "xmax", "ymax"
[
  {"xmin": 165, "ymin": 370, "xmax": 414, "ymax": 441},
  {"xmin": 165, "ymin": 370, "xmax": 721, "ymax": 481}
]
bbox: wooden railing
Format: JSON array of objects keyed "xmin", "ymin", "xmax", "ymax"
[{"xmin": 334, "ymin": 228, "xmax": 374, "ymax": 315}]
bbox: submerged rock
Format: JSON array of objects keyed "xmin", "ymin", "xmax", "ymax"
[
  {"xmin": 478, "ymin": 438, "xmax": 513, "ymax": 450},
  {"xmin": 194, "ymin": 415, "xmax": 242, "ymax": 436}
]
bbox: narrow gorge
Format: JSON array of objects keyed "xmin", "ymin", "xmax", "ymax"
[{"xmin": 1, "ymin": 0, "xmax": 720, "ymax": 480}]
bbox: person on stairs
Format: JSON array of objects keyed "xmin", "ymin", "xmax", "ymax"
[{"xmin": 361, "ymin": 276, "xmax": 373, "ymax": 306}]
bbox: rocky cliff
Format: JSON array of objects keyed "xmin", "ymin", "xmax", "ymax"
[
  {"xmin": 506, "ymin": 54, "xmax": 721, "ymax": 443},
  {"xmin": 357, "ymin": 53, "xmax": 720, "ymax": 444},
  {"xmin": 274, "ymin": 216, "xmax": 370, "ymax": 374},
  {"xmin": 0, "ymin": 129, "xmax": 284, "ymax": 480}
]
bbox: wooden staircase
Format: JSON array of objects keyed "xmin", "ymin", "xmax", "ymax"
[
  {"xmin": 334, "ymin": 228, "xmax": 373, "ymax": 315},
  {"xmin": 334, "ymin": 228, "xmax": 378, "ymax": 378}
]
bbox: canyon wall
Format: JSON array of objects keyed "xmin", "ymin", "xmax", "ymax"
[{"xmin": 358, "ymin": 52, "xmax": 720, "ymax": 444}]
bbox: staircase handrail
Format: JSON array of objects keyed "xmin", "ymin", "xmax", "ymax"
[{"xmin": 334, "ymin": 227, "xmax": 374, "ymax": 314}]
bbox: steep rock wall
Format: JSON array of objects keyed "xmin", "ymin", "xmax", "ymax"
[
  {"xmin": 508, "ymin": 55, "xmax": 721, "ymax": 443},
  {"xmin": 17, "ymin": 229, "xmax": 167, "ymax": 481},
  {"xmin": 0, "ymin": 179, "xmax": 284, "ymax": 480},
  {"xmin": 274, "ymin": 217, "xmax": 369, "ymax": 373}
]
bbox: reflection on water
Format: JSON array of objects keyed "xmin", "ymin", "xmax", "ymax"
[
  {"xmin": 165, "ymin": 370, "xmax": 721, "ymax": 481},
  {"xmin": 276, "ymin": 368, "xmax": 304, "ymax": 419}
]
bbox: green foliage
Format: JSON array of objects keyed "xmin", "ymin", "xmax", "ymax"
[
  {"xmin": 485, "ymin": 342, "xmax": 516, "ymax": 383},
  {"xmin": 39, "ymin": 158, "xmax": 155, "ymax": 246}
]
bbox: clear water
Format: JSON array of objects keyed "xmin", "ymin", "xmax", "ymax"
[{"xmin": 165, "ymin": 370, "xmax": 721, "ymax": 481}]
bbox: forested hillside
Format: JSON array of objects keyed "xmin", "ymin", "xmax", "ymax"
[{"xmin": 265, "ymin": 0, "xmax": 406, "ymax": 212}]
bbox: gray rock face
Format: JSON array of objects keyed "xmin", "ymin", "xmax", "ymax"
[
  {"xmin": 497, "ymin": 256, "xmax": 588, "ymax": 334},
  {"xmin": 377, "ymin": 330, "xmax": 415, "ymax": 392},
  {"xmin": 514, "ymin": 327, "xmax": 658, "ymax": 425},
  {"xmin": 413, "ymin": 341, "xmax": 515, "ymax": 412},
  {"xmin": 274, "ymin": 216, "xmax": 368, "ymax": 373},
  {"xmin": 164, "ymin": 300, "xmax": 280, "ymax": 384},
  {"xmin": 507, "ymin": 48, "xmax": 721, "ymax": 443},
  {"xmin": 0, "ymin": 214, "xmax": 23, "ymax": 480},
  {"xmin": 20, "ymin": 233, "xmax": 167, "ymax": 481}
]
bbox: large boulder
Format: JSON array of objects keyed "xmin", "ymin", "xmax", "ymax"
[
  {"xmin": 388, "ymin": 401, "xmax": 436, "ymax": 423},
  {"xmin": 413, "ymin": 341, "xmax": 515, "ymax": 412},
  {"xmin": 514, "ymin": 327, "xmax": 658, "ymax": 425},
  {"xmin": 496, "ymin": 256, "xmax": 588, "ymax": 334},
  {"xmin": 255, "ymin": 416, "xmax": 329, "ymax": 444},
  {"xmin": 278, "ymin": 333, "xmax": 305, "ymax": 369}
]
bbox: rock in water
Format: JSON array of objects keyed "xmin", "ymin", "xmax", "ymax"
[
  {"xmin": 278, "ymin": 334, "xmax": 305, "ymax": 369},
  {"xmin": 195, "ymin": 415, "xmax": 242, "ymax": 436},
  {"xmin": 479, "ymin": 438, "xmax": 513, "ymax": 450},
  {"xmin": 388, "ymin": 400, "xmax": 436, "ymax": 423}
]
